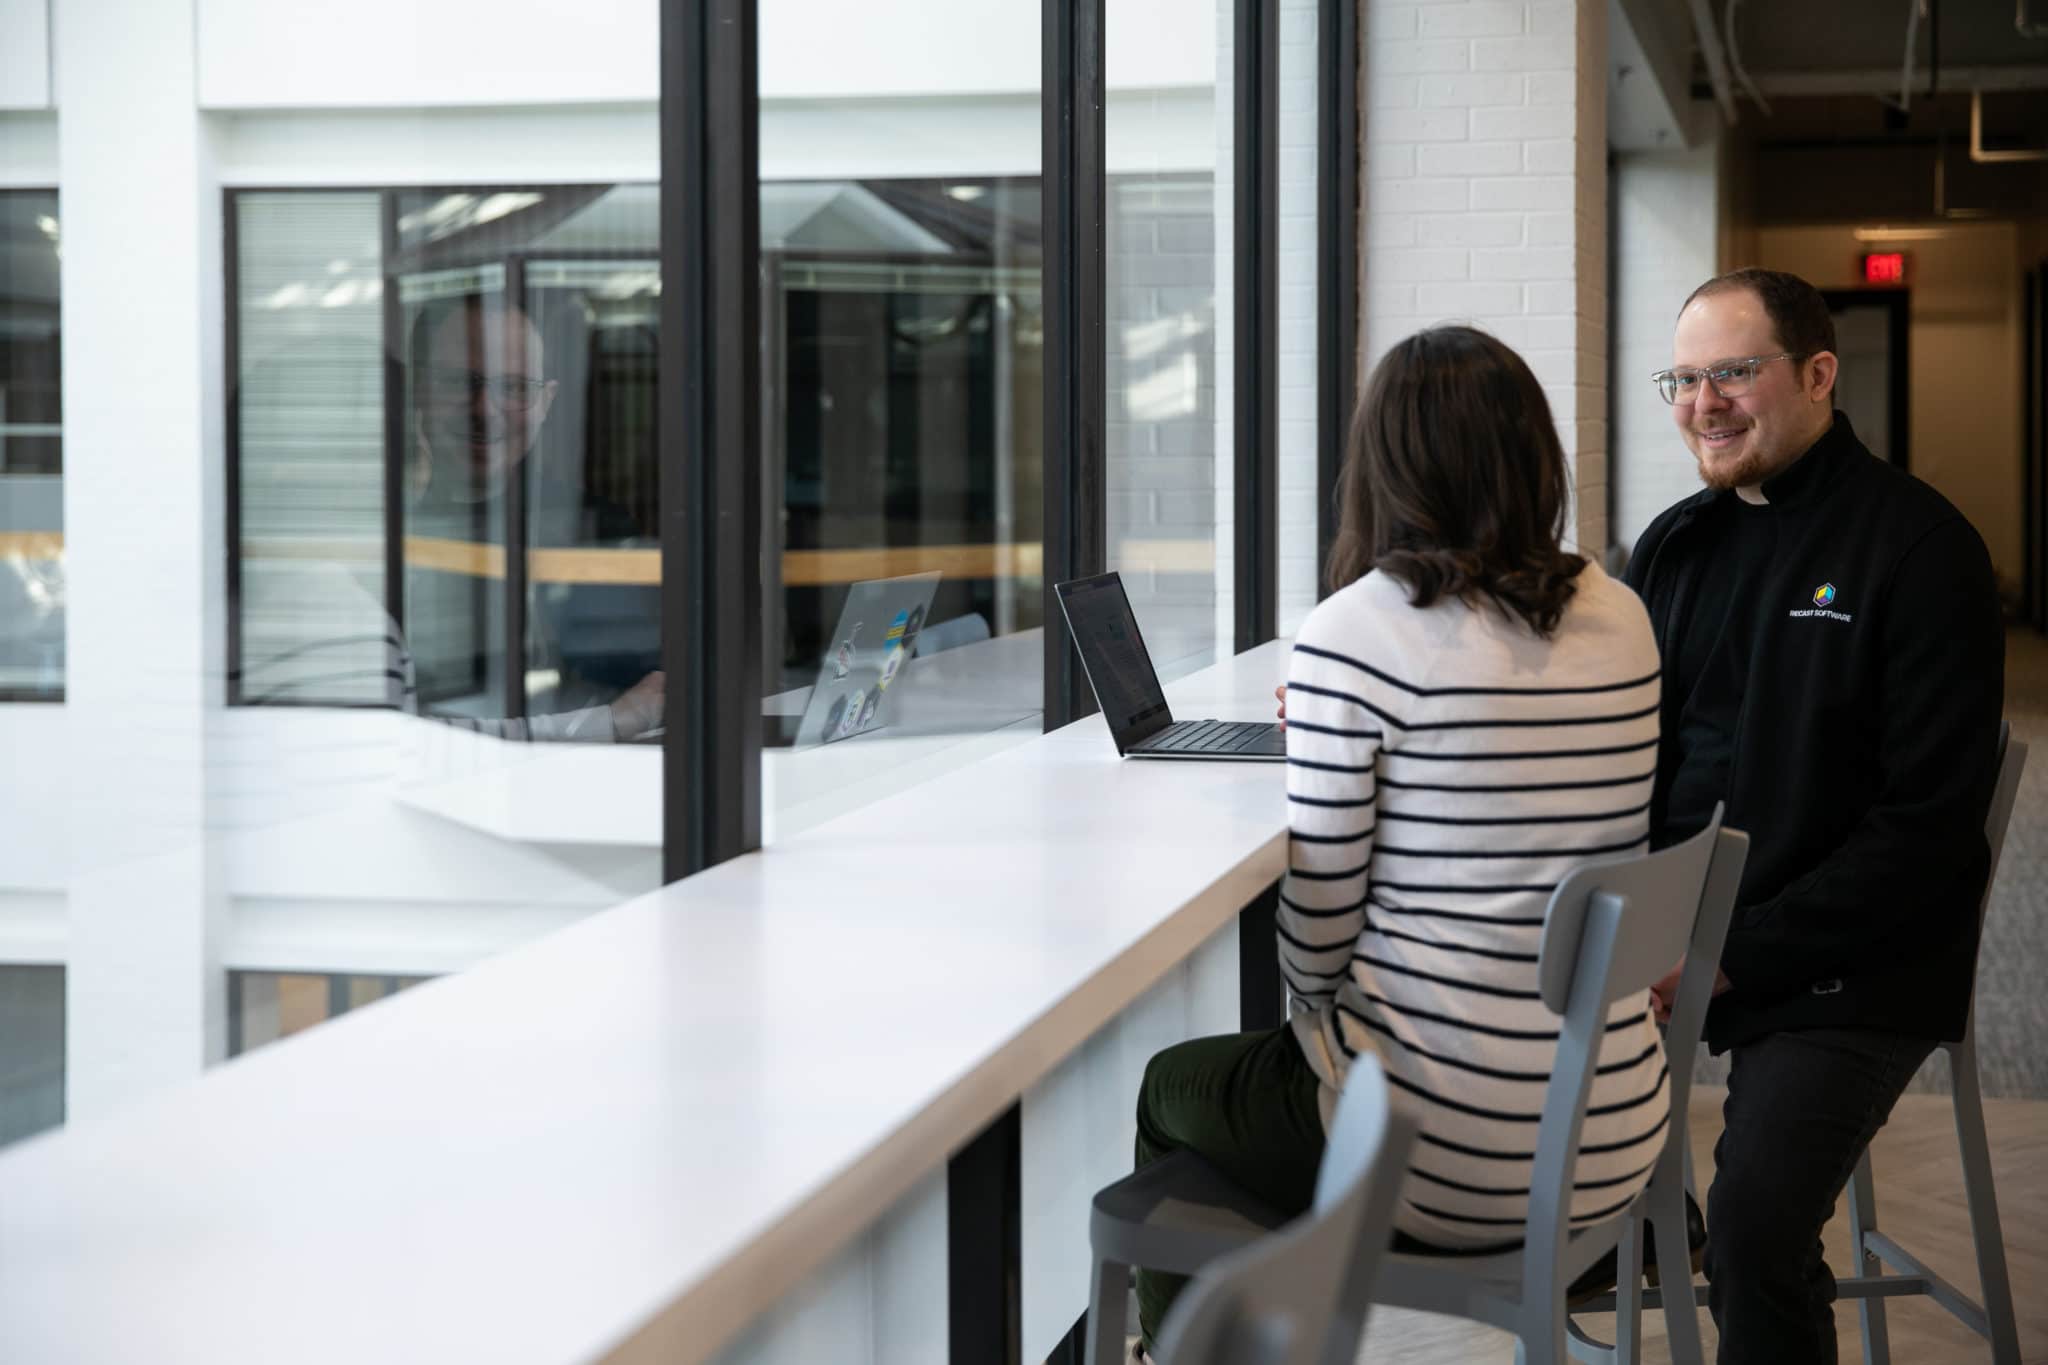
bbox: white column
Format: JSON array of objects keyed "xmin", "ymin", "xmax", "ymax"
[
  {"xmin": 1361, "ymin": 0, "xmax": 1610, "ymax": 552},
  {"xmin": 55, "ymin": 0, "xmax": 229, "ymax": 1119},
  {"xmin": 1612, "ymin": 135, "xmax": 1721, "ymax": 554}
]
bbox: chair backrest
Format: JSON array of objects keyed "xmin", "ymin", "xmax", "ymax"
[
  {"xmin": 1521, "ymin": 809, "xmax": 1740, "ymax": 1308},
  {"xmin": 1652, "ymin": 824, "xmax": 1750, "ymax": 1142},
  {"xmin": 1974, "ymin": 721, "xmax": 2026, "ymax": 939},
  {"xmin": 1152, "ymin": 1058, "xmax": 1417, "ymax": 1365}
]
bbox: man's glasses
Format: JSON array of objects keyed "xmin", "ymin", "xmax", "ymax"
[
  {"xmin": 418, "ymin": 367, "xmax": 550, "ymax": 411},
  {"xmin": 1650, "ymin": 352, "xmax": 1803, "ymax": 406}
]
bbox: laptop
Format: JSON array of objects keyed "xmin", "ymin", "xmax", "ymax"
[
  {"xmin": 1054, "ymin": 571, "xmax": 1285, "ymax": 761},
  {"xmin": 782, "ymin": 571, "xmax": 942, "ymax": 747}
]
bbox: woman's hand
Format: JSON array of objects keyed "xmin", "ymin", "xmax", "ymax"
[{"xmin": 1274, "ymin": 684, "xmax": 1287, "ymax": 728}]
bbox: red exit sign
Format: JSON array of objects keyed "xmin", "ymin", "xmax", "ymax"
[{"xmin": 1862, "ymin": 251, "xmax": 1908, "ymax": 286}]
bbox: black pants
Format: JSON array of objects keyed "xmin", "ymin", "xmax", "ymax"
[
  {"xmin": 1131, "ymin": 1026, "xmax": 1326, "ymax": 1349},
  {"xmin": 1705, "ymin": 1027, "xmax": 1935, "ymax": 1365}
]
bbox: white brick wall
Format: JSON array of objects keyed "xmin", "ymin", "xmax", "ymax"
[
  {"xmin": 1362, "ymin": 0, "xmax": 1609, "ymax": 553},
  {"xmin": 1611, "ymin": 137, "xmax": 1721, "ymax": 560}
]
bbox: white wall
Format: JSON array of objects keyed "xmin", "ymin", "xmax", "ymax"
[
  {"xmin": 0, "ymin": 0, "xmax": 50, "ymax": 110},
  {"xmin": 1611, "ymin": 135, "xmax": 1720, "ymax": 558}
]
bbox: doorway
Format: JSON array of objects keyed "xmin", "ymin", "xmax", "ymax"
[{"xmin": 1821, "ymin": 289, "xmax": 1909, "ymax": 471}]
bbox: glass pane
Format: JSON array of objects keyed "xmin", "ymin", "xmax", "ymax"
[
  {"xmin": 0, "ymin": 190, "xmax": 62, "ymax": 700},
  {"xmin": 1106, "ymin": 5, "xmax": 1230, "ymax": 681},
  {"xmin": 758, "ymin": 23, "xmax": 1045, "ymax": 836},
  {"xmin": 1276, "ymin": 0, "xmax": 1320, "ymax": 635}
]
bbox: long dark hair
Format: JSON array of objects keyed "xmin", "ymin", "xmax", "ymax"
[{"xmin": 1326, "ymin": 325, "xmax": 1586, "ymax": 636}]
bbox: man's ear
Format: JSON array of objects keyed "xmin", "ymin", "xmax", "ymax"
[
  {"xmin": 1805, "ymin": 350, "xmax": 1839, "ymax": 404},
  {"xmin": 534, "ymin": 378, "xmax": 560, "ymax": 425}
]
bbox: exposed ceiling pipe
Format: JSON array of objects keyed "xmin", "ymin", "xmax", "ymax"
[
  {"xmin": 1970, "ymin": 87, "xmax": 2048, "ymax": 161},
  {"xmin": 2021, "ymin": 0, "xmax": 2048, "ymax": 39},
  {"xmin": 1687, "ymin": 0, "xmax": 1740, "ymax": 123},
  {"xmin": 1724, "ymin": 0, "xmax": 1772, "ymax": 114},
  {"xmin": 1892, "ymin": 0, "xmax": 1924, "ymax": 111},
  {"xmin": 1752, "ymin": 65, "xmax": 2048, "ymax": 96}
]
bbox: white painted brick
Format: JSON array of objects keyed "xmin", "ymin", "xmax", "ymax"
[
  {"xmin": 1368, "ymin": 213, "xmax": 1421, "ymax": 246},
  {"xmin": 1364, "ymin": 143, "xmax": 1418, "ymax": 179},
  {"xmin": 1422, "ymin": 212, "xmax": 1525, "ymax": 247},
  {"xmin": 1370, "ymin": 38, "xmax": 1471, "ymax": 73},
  {"xmin": 1417, "ymin": 141, "xmax": 1522, "ymax": 176},
  {"xmin": 1372, "ymin": 73, "xmax": 1422, "ymax": 108},
  {"xmin": 1524, "ymin": 280, "xmax": 1577, "ymax": 313},
  {"xmin": 1526, "ymin": 70, "xmax": 1574, "ymax": 104},
  {"xmin": 1471, "ymin": 103, "xmax": 1574, "ymax": 141},
  {"xmin": 1415, "ymin": 281, "xmax": 1523, "ymax": 315},
  {"xmin": 1385, "ymin": 177, "xmax": 1472, "ymax": 211},
  {"xmin": 1376, "ymin": 107, "xmax": 1469, "ymax": 142},
  {"xmin": 1522, "ymin": 138, "xmax": 1576, "ymax": 174},
  {"xmin": 1370, "ymin": 4, "xmax": 1421, "ymax": 40},
  {"xmin": 1523, "ymin": 210, "xmax": 1573, "ymax": 245},
  {"xmin": 1379, "ymin": 247, "xmax": 1470, "ymax": 282},
  {"xmin": 1416, "ymin": 2, "xmax": 1526, "ymax": 39},
  {"xmin": 1469, "ymin": 176, "xmax": 1573, "ymax": 211},
  {"xmin": 1526, "ymin": 1, "xmax": 1577, "ymax": 38},
  {"xmin": 1366, "ymin": 281, "xmax": 1419, "ymax": 314},
  {"xmin": 1470, "ymin": 34, "xmax": 1574, "ymax": 72},
  {"xmin": 1471, "ymin": 247, "xmax": 1574, "ymax": 281},
  {"xmin": 1418, "ymin": 72, "xmax": 1526, "ymax": 107}
]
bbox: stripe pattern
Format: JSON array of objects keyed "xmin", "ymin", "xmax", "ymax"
[{"xmin": 1280, "ymin": 563, "xmax": 1669, "ymax": 1250}]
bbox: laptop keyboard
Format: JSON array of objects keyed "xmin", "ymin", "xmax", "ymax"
[{"xmin": 1142, "ymin": 719, "xmax": 1284, "ymax": 755}]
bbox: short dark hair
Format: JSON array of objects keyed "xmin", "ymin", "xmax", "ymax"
[
  {"xmin": 1681, "ymin": 267, "xmax": 1836, "ymax": 359},
  {"xmin": 1326, "ymin": 326, "xmax": 1586, "ymax": 637}
]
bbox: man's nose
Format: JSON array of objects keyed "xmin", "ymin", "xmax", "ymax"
[{"xmin": 1693, "ymin": 378, "xmax": 1731, "ymax": 414}]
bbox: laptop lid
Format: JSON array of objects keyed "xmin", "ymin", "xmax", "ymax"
[
  {"xmin": 792, "ymin": 571, "xmax": 942, "ymax": 746},
  {"xmin": 1054, "ymin": 571, "xmax": 1174, "ymax": 754}
]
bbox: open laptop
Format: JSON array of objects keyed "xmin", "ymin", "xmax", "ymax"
[
  {"xmin": 1054, "ymin": 571, "xmax": 1285, "ymax": 761},
  {"xmin": 780, "ymin": 571, "xmax": 942, "ymax": 747}
]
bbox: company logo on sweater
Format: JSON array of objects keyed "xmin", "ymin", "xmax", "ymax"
[{"xmin": 1790, "ymin": 582, "xmax": 1852, "ymax": 623}]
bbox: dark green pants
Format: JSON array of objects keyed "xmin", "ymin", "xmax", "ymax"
[{"xmin": 1132, "ymin": 1025, "xmax": 1327, "ymax": 1348}]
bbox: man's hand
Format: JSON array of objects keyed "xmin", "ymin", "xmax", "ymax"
[
  {"xmin": 1274, "ymin": 683, "xmax": 1287, "ymax": 728},
  {"xmin": 608, "ymin": 670, "xmax": 666, "ymax": 741},
  {"xmin": 1649, "ymin": 956, "xmax": 1732, "ymax": 1024}
]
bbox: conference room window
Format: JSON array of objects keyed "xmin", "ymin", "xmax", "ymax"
[
  {"xmin": 226, "ymin": 971, "xmax": 431, "ymax": 1058},
  {"xmin": 0, "ymin": 964, "xmax": 63, "ymax": 1150},
  {"xmin": 0, "ymin": 190, "xmax": 62, "ymax": 701}
]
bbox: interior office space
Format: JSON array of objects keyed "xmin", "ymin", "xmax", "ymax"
[{"xmin": 1, "ymin": 0, "xmax": 2045, "ymax": 1361}]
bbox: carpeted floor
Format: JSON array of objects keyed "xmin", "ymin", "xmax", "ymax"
[{"xmin": 1692, "ymin": 626, "xmax": 2048, "ymax": 1100}]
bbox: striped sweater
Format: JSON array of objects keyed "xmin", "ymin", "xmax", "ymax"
[{"xmin": 1280, "ymin": 562, "xmax": 1669, "ymax": 1250}]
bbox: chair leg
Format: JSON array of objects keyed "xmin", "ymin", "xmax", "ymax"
[
  {"xmin": 1646, "ymin": 1169, "xmax": 1705, "ymax": 1365},
  {"xmin": 1947, "ymin": 1037, "xmax": 2023, "ymax": 1365},
  {"xmin": 1085, "ymin": 1255, "xmax": 1132, "ymax": 1365},
  {"xmin": 1844, "ymin": 1149, "xmax": 1891, "ymax": 1365},
  {"xmin": 1613, "ymin": 1212, "xmax": 1646, "ymax": 1365}
]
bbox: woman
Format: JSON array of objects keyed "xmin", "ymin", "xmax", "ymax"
[{"xmin": 1129, "ymin": 326, "xmax": 1668, "ymax": 1354}]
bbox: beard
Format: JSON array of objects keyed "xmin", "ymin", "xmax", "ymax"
[{"xmin": 1693, "ymin": 442, "xmax": 1777, "ymax": 491}]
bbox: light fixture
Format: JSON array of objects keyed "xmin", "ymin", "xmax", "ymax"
[{"xmin": 1851, "ymin": 226, "xmax": 1955, "ymax": 242}]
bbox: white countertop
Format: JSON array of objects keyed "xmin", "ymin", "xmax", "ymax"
[{"xmin": 0, "ymin": 641, "xmax": 1296, "ymax": 1365}]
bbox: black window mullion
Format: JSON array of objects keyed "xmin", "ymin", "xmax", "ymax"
[
  {"xmin": 661, "ymin": 0, "xmax": 762, "ymax": 879},
  {"xmin": 381, "ymin": 191, "xmax": 406, "ymax": 641},
  {"xmin": 1040, "ymin": 0, "xmax": 1107, "ymax": 731},
  {"xmin": 224, "ymin": 189, "xmax": 245, "ymax": 704},
  {"xmin": 1316, "ymin": 0, "xmax": 1359, "ymax": 601},
  {"xmin": 1234, "ymin": 0, "xmax": 1279, "ymax": 652},
  {"xmin": 502, "ymin": 253, "xmax": 529, "ymax": 725}
]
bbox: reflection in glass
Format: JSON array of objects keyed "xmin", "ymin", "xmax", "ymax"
[
  {"xmin": 227, "ymin": 970, "xmax": 430, "ymax": 1058},
  {"xmin": 0, "ymin": 964, "xmax": 63, "ymax": 1149},
  {"xmin": 0, "ymin": 191, "xmax": 63, "ymax": 699}
]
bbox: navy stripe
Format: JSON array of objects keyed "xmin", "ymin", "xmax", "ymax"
[
  {"xmin": 1276, "ymin": 921, "xmax": 1354, "ymax": 956},
  {"xmin": 1374, "ymin": 836, "xmax": 1648, "ymax": 861},
  {"xmin": 1290, "ymin": 828, "xmax": 1375, "ymax": 845},
  {"xmin": 1408, "ymin": 1187, "xmax": 1639, "ymax": 1228},
  {"xmin": 1342, "ymin": 1010, "xmax": 1553, "ymax": 1080},
  {"xmin": 1414, "ymin": 1108, "xmax": 1670, "ymax": 1163},
  {"xmin": 1354, "ymin": 954, "xmax": 1543, "ymax": 1001},
  {"xmin": 1365, "ymin": 924, "xmax": 1539, "ymax": 964},
  {"xmin": 1285, "ymin": 719, "xmax": 1383, "ymax": 741},
  {"xmin": 1375, "ymin": 799, "xmax": 1652, "ymax": 827},
  {"xmin": 1386, "ymin": 738, "xmax": 1658, "ymax": 762},
  {"xmin": 1408, "ymin": 1154, "xmax": 1656, "ymax": 1199},
  {"xmin": 1587, "ymin": 1063, "xmax": 1670, "ymax": 1117},
  {"xmin": 1379, "ymin": 770, "xmax": 1656, "ymax": 794},
  {"xmin": 1281, "ymin": 948, "xmax": 1347, "ymax": 983},
  {"xmin": 1290, "ymin": 793, "xmax": 1376, "ymax": 809},
  {"xmin": 1373, "ymin": 880, "xmax": 1557, "ymax": 895},
  {"xmin": 1352, "ymin": 993, "xmax": 1649, "ymax": 1042},
  {"xmin": 1281, "ymin": 892, "xmax": 1369, "ymax": 919},
  {"xmin": 1287, "ymin": 680, "xmax": 1398, "ymax": 726},
  {"xmin": 1368, "ymin": 896, "xmax": 1545, "ymax": 928},
  {"xmin": 1293, "ymin": 642, "xmax": 1659, "ymax": 697},
  {"xmin": 1288, "ymin": 862, "xmax": 1370, "ymax": 882},
  {"xmin": 1288, "ymin": 756, "xmax": 1376, "ymax": 774},
  {"xmin": 1399, "ymin": 701, "xmax": 1660, "ymax": 732}
]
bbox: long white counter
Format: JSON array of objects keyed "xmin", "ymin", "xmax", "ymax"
[{"xmin": 0, "ymin": 641, "xmax": 1294, "ymax": 1365}]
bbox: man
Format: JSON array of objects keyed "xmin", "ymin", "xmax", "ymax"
[
  {"xmin": 404, "ymin": 291, "xmax": 664, "ymax": 741},
  {"xmin": 1627, "ymin": 268, "xmax": 2003, "ymax": 1363}
]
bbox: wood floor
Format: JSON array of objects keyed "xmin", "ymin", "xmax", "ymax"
[{"xmin": 1350, "ymin": 1089, "xmax": 2048, "ymax": 1364}]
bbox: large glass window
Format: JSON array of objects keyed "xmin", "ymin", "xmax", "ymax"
[{"xmin": 0, "ymin": 190, "xmax": 61, "ymax": 700}]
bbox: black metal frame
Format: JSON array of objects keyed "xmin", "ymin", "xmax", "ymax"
[
  {"xmin": 1315, "ymin": 0, "xmax": 1360, "ymax": 601},
  {"xmin": 1040, "ymin": 0, "xmax": 1107, "ymax": 730},
  {"xmin": 1233, "ymin": 0, "xmax": 1279, "ymax": 652},
  {"xmin": 661, "ymin": 0, "xmax": 762, "ymax": 879}
]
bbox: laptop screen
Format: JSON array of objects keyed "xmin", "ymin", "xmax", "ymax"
[{"xmin": 1055, "ymin": 572, "xmax": 1172, "ymax": 749}]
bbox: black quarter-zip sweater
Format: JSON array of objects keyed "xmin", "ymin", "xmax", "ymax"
[{"xmin": 1624, "ymin": 412, "xmax": 2005, "ymax": 1052}]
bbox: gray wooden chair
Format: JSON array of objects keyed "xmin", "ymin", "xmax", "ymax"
[
  {"xmin": 1146, "ymin": 1056, "xmax": 1417, "ymax": 1365},
  {"xmin": 1364, "ymin": 814, "xmax": 1746, "ymax": 1365},
  {"xmin": 1837, "ymin": 723, "xmax": 2027, "ymax": 1365}
]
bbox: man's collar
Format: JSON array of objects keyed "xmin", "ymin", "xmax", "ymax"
[{"xmin": 1757, "ymin": 411, "xmax": 1857, "ymax": 508}]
